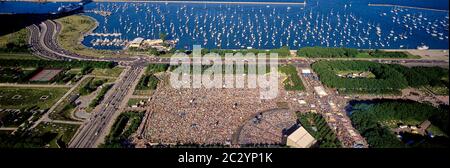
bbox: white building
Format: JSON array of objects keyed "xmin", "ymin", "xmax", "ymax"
[
  {"xmin": 286, "ymin": 126, "xmax": 317, "ymax": 148},
  {"xmin": 129, "ymin": 37, "xmax": 144, "ymax": 48},
  {"xmin": 301, "ymin": 69, "xmax": 312, "ymax": 74}
]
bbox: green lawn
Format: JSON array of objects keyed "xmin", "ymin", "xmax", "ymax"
[
  {"xmin": 56, "ymin": 15, "xmax": 119, "ymax": 58},
  {"xmin": 0, "ymin": 52, "xmax": 41, "ymax": 60},
  {"xmin": 426, "ymin": 85, "xmax": 449, "ymax": 95},
  {"xmin": 278, "ymin": 65, "xmax": 305, "ymax": 91},
  {"xmin": 0, "ymin": 87, "xmax": 68, "ymax": 110},
  {"xmin": 49, "ymin": 77, "xmax": 93, "ymax": 120},
  {"xmin": 127, "ymin": 98, "xmax": 147, "ymax": 107},
  {"xmin": 0, "ymin": 28, "xmax": 29, "ymax": 52},
  {"xmin": 90, "ymin": 67, "xmax": 124, "ymax": 78},
  {"xmin": 335, "ymin": 70, "xmax": 376, "ymax": 78},
  {"xmin": 33, "ymin": 122, "xmax": 80, "ymax": 148}
]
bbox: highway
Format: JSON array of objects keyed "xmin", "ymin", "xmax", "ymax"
[{"xmin": 69, "ymin": 63, "xmax": 145, "ymax": 148}]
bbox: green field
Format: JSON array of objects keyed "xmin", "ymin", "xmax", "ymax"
[
  {"xmin": 0, "ymin": 87, "xmax": 68, "ymax": 110},
  {"xmin": 335, "ymin": 70, "xmax": 376, "ymax": 78},
  {"xmin": 0, "ymin": 28, "xmax": 29, "ymax": 53},
  {"xmin": 101, "ymin": 111, "xmax": 144, "ymax": 148},
  {"xmin": 425, "ymin": 86, "xmax": 449, "ymax": 95},
  {"xmin": 91, "ymin": 67, "xmax": 124, "ymax": 78},
  {"xmin": 127, "ymin": 98, "xmax": 147, "ymax": 107},
  {"xmin": 32, "ymin": 122, "xmax": 79, "ymax": 148},
  {"xmin": 278, "ymin": 64, "xmax": 305, "ymax": 91},
  {"xmin": 0, "ymin": 52, "xmax": 41, "ymax": 60},
  {"xmin": 49, "ymin": 77, "xmax": 93, "ymax": 121}
]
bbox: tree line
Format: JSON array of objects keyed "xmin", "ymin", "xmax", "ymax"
[
  {"xmin": 297, "ymin": 47, "xmax": 409, "ymax": 58},
  {"xmin": 297, "ymin": 112, "xmax": 342, "ymax": 148},
  {"xmin": 388, "ymin": 64, "xmax": 448, "ymax": 88},
  {"xmin": 350, "ymin": 100, "xmax": 449, "ymax": 148},
  {"xmin": 311, "ymin": 60, "xmax": 408, "ymax": 93},
  {"xmin": 0, "ymin": 59, "xmax": 116, "ymax": 69}
]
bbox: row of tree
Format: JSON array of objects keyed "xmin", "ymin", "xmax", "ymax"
[
  {"xmin": 101, "ymin": 112, "xmax": 144, "ymax": 148},
  {"xmin": 350, "ymin": 100, "xmax": 449, "ymax": 148},
  {"xmin": 0, "ymin": 59, "xmax": 116, "ymax": 69},
  {"xmin": 79, "ymin": 78, "xmax": 106, "ymax": 95},
  {"xmin": 89, "ymin": 84, "xmax": 113, "ymax": 108},
  {"xmin": 297, "ymin": 47, "xmax": 359, "ymax": 58},
  {"xmin": 297, "ymin": 112, "xmax": 341, "ymax": 148},
  {"xmin": 296, "ymin": 47, "xmax": 409, "ymax": 58},
  {"xmin": 312, "ymin": 60, "xmax": 408, "ymax": 93},
  {"xmin": 389, "ymin": 64, "xmax": 449, "ymax": 88}
]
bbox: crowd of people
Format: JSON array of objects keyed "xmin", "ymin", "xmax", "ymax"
[
  {"xmin": 238, "ymin": 109, "xmax": 297, "ymax": 145},
  {"xmin": 141, "ymin": 75, "xmax": 290, "ymax": 145}
]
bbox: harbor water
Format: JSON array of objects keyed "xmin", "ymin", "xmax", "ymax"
[{"xmin": 0, "ymin": 0, "xmax": 449, "ymax": 50}]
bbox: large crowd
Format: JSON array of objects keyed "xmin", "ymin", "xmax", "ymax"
[
  {"xmin": 141, "ymin": 75, "xmax": 291, "ymax": 145},
  {"xmin": 238, "ymin": 109, "xmax": 297, "ymax": 145}
]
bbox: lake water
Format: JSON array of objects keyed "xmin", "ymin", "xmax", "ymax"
[{"xmin": 0, "ymin": 0, "xmax": 449, "ymax": 50}]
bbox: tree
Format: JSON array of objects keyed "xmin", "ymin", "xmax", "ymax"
[
  {"xmin": 159, "ymin": 32, "xmax": 167, "ymax": 41},
  {"xmin": 148, "ymin": 48, "xmax": 159, "ymax": 56}
]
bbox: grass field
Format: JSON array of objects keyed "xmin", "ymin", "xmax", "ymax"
[
  {"xmin": 127, "ymin": 98, "xmax": 147, "ymax": 107},
  {"xmin": 0, "ymin": 52, "xmax": 41, "ymax": 60},
  {"xmin": 278, "ymin": 65, "xmax": 305, "ymax": 91},
  {"xmin": 50, "ymin": 77, "xmax": 93, "ymax": 121},
  {"xmin": 0, "ymin": 28, "xmax": 29, "ymax": 52},
  {"xmin": 90, "ymin": 67, "xmax": 124, "ymax": 78},
  {"xmin": 33, "ymin": 122, "xmax": 79, "ymax": 148},
  {"xmin": 0, "ymin": 87, "xmax": 68, "ymax": 110},
  {"xmin": 426, "ymin": 85, "xmax": 449, "ymax": 95},
  {"xmin": 55, "ymin": 15, "xmax": 119, "ymax": 58},
  {"xmin": 335, "ymin": 70, "xmax": 376, "ymax": 78}
]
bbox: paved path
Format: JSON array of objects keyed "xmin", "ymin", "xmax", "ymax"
[
  {"xmin": 0, "ymin": 83, "xmax": 72, "ymax": 88},
  {"xmin": 0, "ymin": 127, "xmax": 18, "ymax": 131},
  {"xmin": 42, "ymin": 119, "xmax": 84, "ymax": 125}
]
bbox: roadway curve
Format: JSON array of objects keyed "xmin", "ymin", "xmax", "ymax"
[{"xmin": 27, "ymin": 19, "xmax": 136, "ymax": 62}]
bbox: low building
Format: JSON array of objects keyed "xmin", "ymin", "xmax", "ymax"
[
  {"xmin": 286, "ymin": 126, "xmax": 317, "ymax": 148},
  {"xmin": 143, "ymin": 39, "xmax": 163, "ymax": 46},
  {"xmin": 301, "ymin": 69, "xmax": 311, "ymax": 74},
  {"xmin": 314, "ymin": 86, "xmax": 328, "ymax": 97},
  {"xmin": 129, "ymin": 37, "xmax": 144, "ymax": 48}
]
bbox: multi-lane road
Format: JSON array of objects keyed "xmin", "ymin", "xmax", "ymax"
[{"xmin": 69, "ymin": 64, "xmax": 145, "ymax": 148}]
